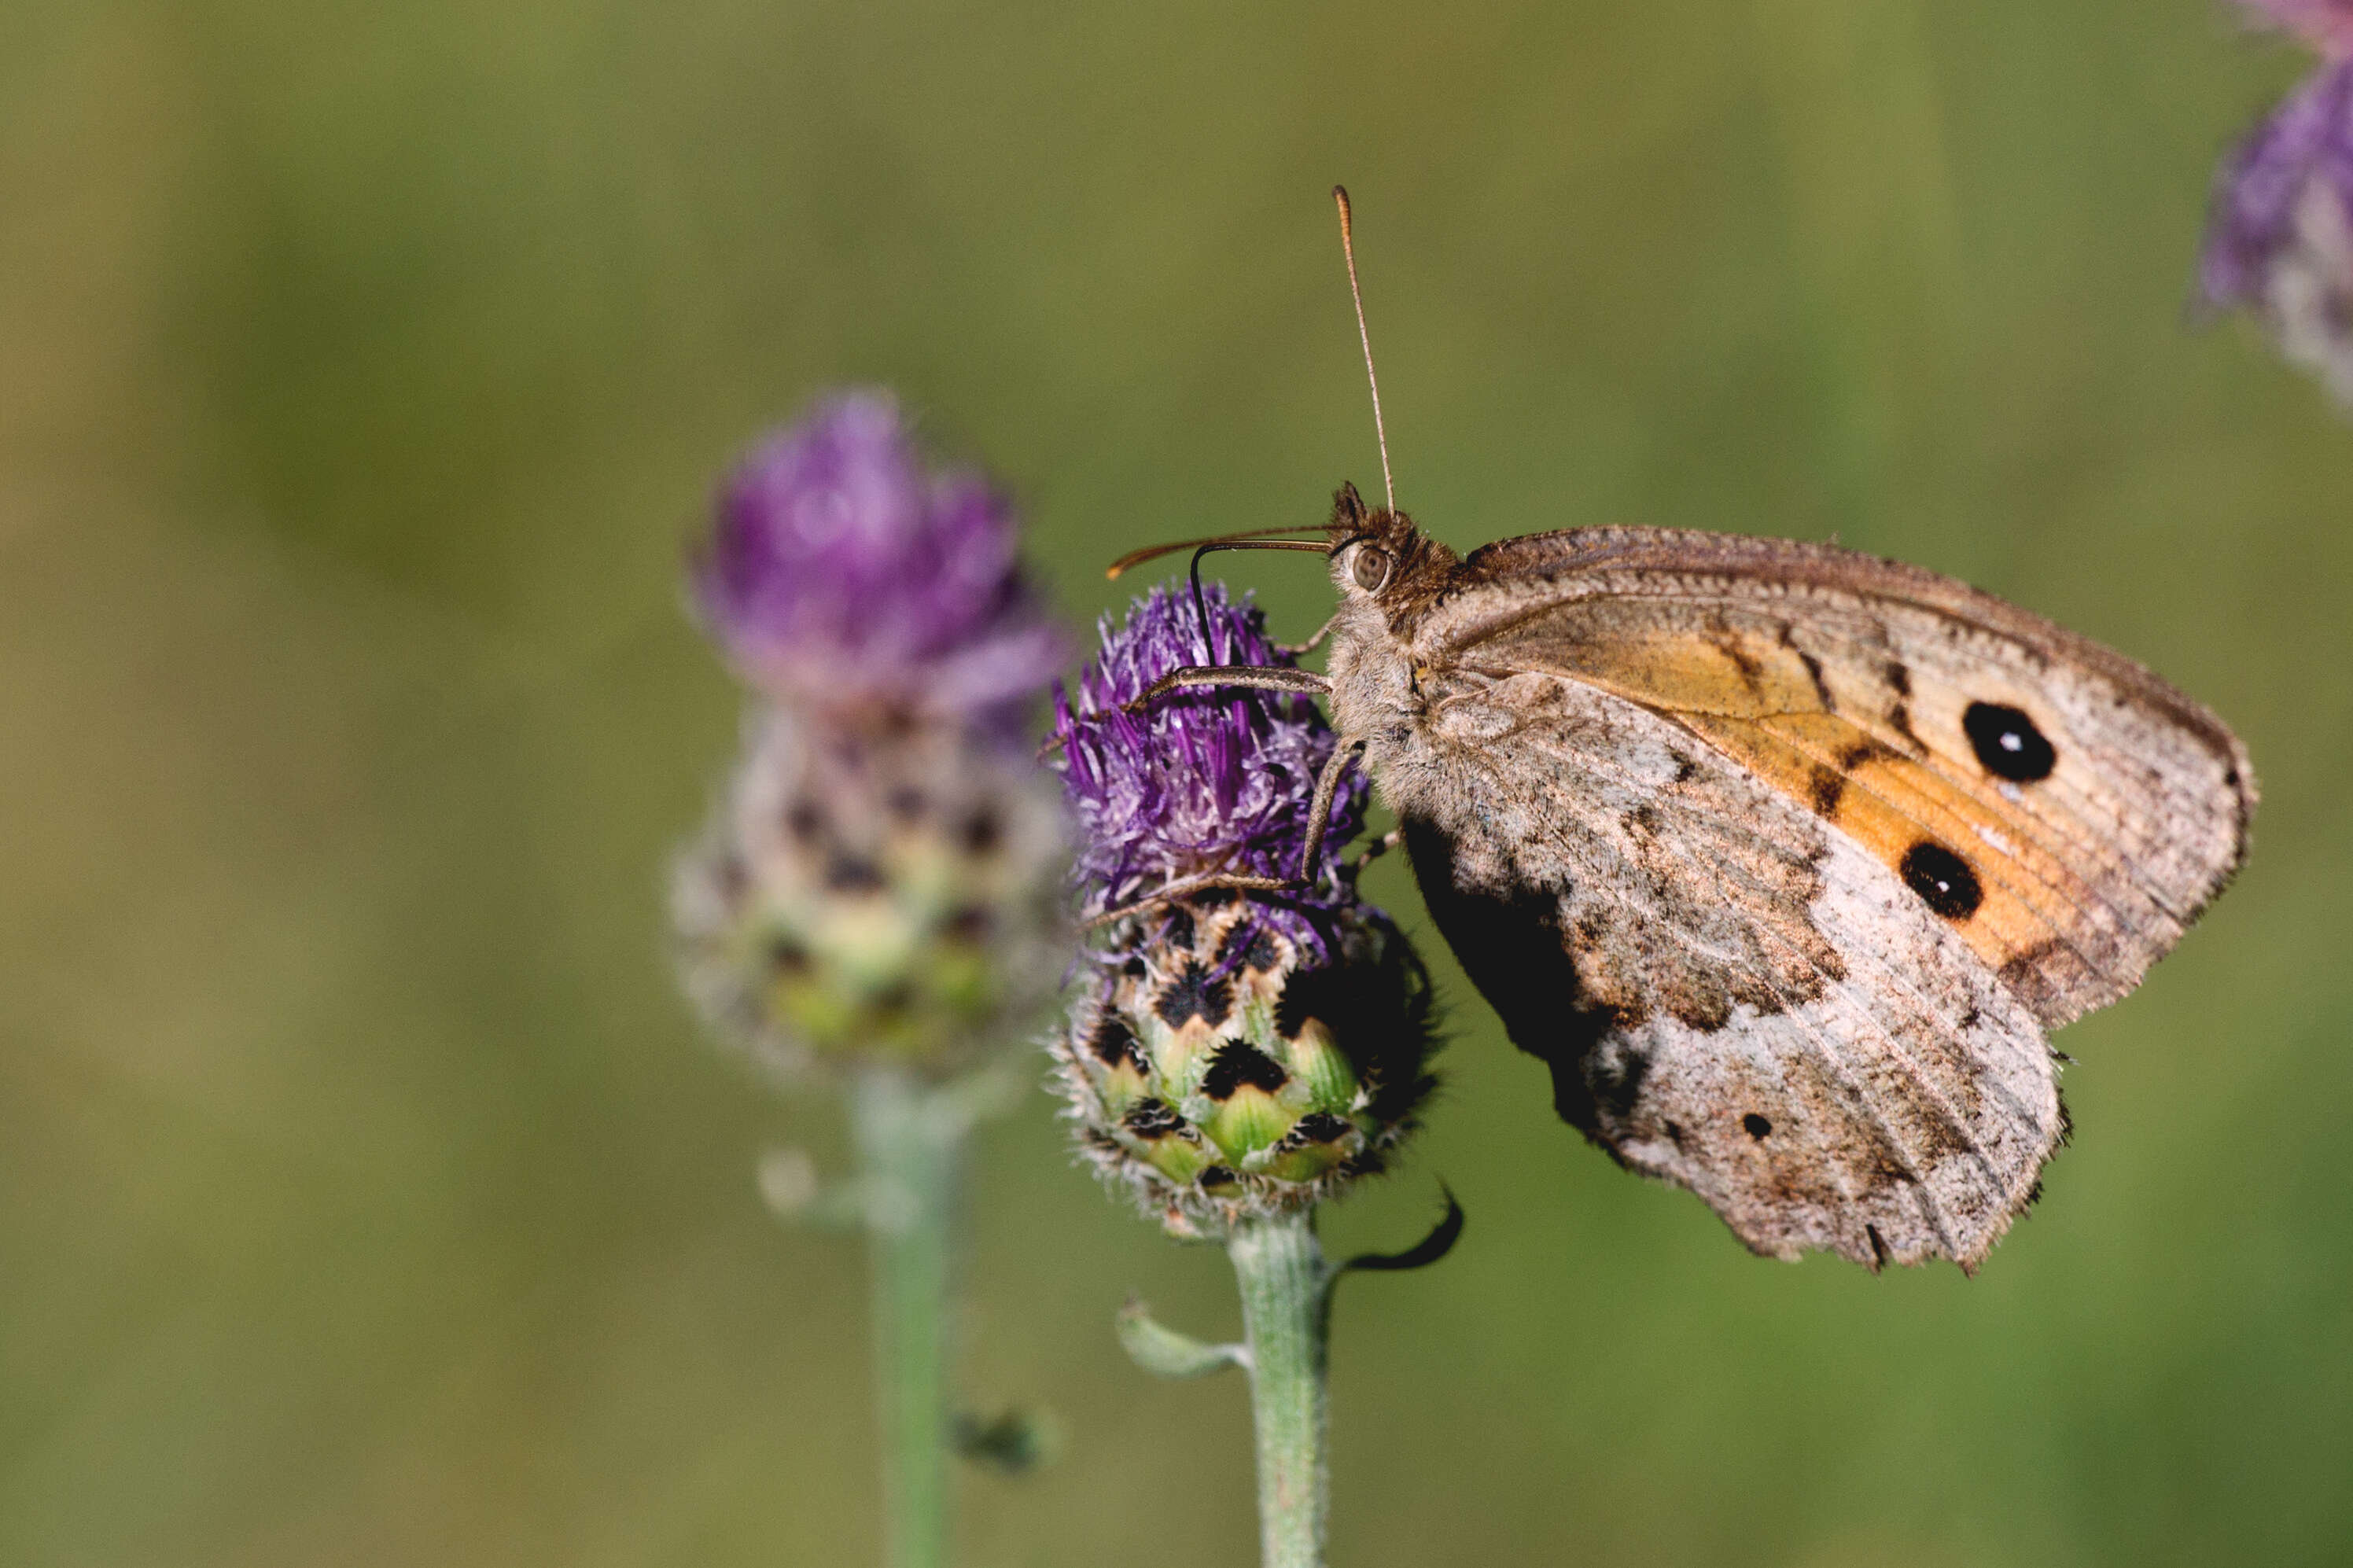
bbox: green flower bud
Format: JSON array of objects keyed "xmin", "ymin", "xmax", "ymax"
[
  {"xmin": 674, "ymin": 705, "xmax": 1067, "ymax": 1081},
  {"xmin": 1056, "ymin": 893, "xmax": 1436, "ymax": 1240}
]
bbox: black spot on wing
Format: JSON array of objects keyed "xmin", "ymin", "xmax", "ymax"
[
  {"xmin": 1806, "ymin": 766, "xmax": 1845, "ymax": 817},
  {"xmin": 1743, "ymin": 1112, "xmax": 1772, "ymax": 1139},
  {"xmin": 1962, "ymin": 701, "xmax": 2057, "ymax": 782},
  {"xmin": 1901, "ymin": 841, "xmax": 1983, "ymax": 921}
]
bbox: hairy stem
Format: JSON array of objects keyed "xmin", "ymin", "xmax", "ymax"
[
  {"xmin": 852, "ymin": 1069, "xmax": 965, "ymax": 1568},
  {"xmin": 1228, "ymin": 1212, "xmax": 1331, "ymax": 1568}
]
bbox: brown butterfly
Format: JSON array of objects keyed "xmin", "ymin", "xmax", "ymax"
[{"xmin": 1106, "ymin": 190, "xmax": 2256, "ymax": 1270}]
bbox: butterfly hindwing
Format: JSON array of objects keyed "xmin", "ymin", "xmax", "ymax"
[{"xmin": 1375, "ymin": 664, "xmax": 2060, "ymax": 1268}]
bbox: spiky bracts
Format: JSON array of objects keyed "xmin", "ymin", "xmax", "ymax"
[
  {"xmin": 1058, "ymin": 893, "xmax": 1434, "ymax": 1239},
  {"xmin": 1050, "ymin": 583, "xmax": 1436, "ymax": 1238}
]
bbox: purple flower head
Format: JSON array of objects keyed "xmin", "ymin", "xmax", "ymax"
[
  {"xmin": 694, "ymin": 391, "xmax": 1070, "ymax": 723},
  {"xmin": 1051, "ymin": 580, "xmax": 1369, "ymax": 951},
  {"xmin": 2237, "ymin": 0, "xmax": 2353, "ymax": 57},
  {"xmin": 2199, "ymin": 61, "xmax": 2353, "ymax": 403}
]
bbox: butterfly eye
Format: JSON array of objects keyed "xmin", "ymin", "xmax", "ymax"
[{"xmin": 1351, "ymin": 545, "xmax": 1393, "ymax": 592}]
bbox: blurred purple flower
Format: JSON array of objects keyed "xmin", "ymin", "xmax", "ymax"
[
  {"xmin": 2202, "ymin": 27, "xmax": 2353, "ymax": 403},
  {"xmin": 694, "ymin": 391, "xmax": 1070, "ymax": 721},
  {"xmin": 1050, "ymin": 581, "xmax": 1367, "ymax": 946},
  {"xmin": 2236, "ymin": 0, "xmax": 2353, "ymax": 56}
]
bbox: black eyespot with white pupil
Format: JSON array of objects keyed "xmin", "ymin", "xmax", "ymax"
[
  {"xmin": 1351, "ymin": 544, "xmax": 1392, "ymax": 592},
  {"xmin": 1962, "ymin": 701, "xmax": 2056, "ymax": 782},
  {"xmin": 1900, "ymin": 841, "xmax": 1983, "ymax": 921}
]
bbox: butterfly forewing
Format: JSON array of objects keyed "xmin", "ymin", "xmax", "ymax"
[{"xmin": 1422, "ymin": 528, "xmax": 2255, "ymax": 1029}]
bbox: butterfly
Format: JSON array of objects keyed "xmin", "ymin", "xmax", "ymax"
[{"xmin": 1103, "ymin": 191, "xmax": 2257, "ymax": 1270}]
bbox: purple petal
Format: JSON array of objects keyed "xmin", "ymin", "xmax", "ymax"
[
  {"xmin": 692, "ymin": 390, "xmax": 1070, "ymax": 717},
  {"xmin": 2200, "ymin": 62, "xmax": 2353, "ymax": 401},
  {"xmin": 1050, "ymin": 581, "xmax": 1370, "ymax": 944}
]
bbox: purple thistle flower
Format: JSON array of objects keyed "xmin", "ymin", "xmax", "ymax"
[
  {"xmin": 694, "ymin": 390, "xmax": 1070, "ymax": 723},
  {"xmin": 674, "ymin": 388, "xmax": 1074, "ymax": 1082},
  {"xmin": 1046, "ymin": 579, "xmax": 1435, "ymax": 1238},
  {"xmin": 2201, "ymin": 35, "xmax": 2353, "ymax": 404},
  {"xmin": 1049, "ymin": 581, "xmax": 1368, "ymax": 948}
]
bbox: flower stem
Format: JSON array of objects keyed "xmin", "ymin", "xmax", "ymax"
[
  {"xmin": 1228, "ymin": 1211, "xmax": 1331, "ymax": 1568},
  {"xmin": 852, "ymin": 1069, "xmax": 965, "ymax": 1568}
]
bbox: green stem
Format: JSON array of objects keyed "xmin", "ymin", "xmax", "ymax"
[
  {"xmin": 852, "ymin": 1069, "xmax": 965, "ymax": 1568},
  {"xmin": 1228, "ymin": 1211, "xmax": 1331, "ymax": 1568}
]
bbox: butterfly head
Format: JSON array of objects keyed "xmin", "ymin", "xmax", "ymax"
[{"xmin": 1326, "ymin": 480, "xmax": 1454, "ymax": 615}]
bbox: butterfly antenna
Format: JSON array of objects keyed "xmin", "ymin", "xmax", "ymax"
[{"xmin": 1333, "ymin": 185, "xmax": 1394, "ymax": 513}]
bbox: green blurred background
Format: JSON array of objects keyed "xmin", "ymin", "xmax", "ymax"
[{"xmin": 5, "ymin": 2, "xmax": 2347, "ymax": 1563}]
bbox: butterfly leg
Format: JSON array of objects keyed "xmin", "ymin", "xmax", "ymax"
[
  {"xmin": 1080, "ymin": 871, "xmax": 1297, "ymax": 929},
  {"xmin": 1123, "ymin": 664, "xmax": 1332, "ymax": 713},
  {"xmin": 1079, "ymin": 742, "xmax": 1364, "ymax": 929},
  {"xmin": 1289, "ymin": 738, "xmax": 1364, "ymax": 880}
]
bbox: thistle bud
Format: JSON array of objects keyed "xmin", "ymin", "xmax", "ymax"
[
  {"xmin": 1049, "ymin": 583, "xmax": 1436, "ymax": 1239},
  {"xmin": 674, "ymin": 703, "xmax": 1066, "ymax": 1079},
  {"xmin": 672, "ymin": 392, "xmax": 1070, "ymax": 1081}
]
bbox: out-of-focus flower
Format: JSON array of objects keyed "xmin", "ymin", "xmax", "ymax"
[
  {"xmin": 2201, "ymin": 14, "xmax": 2353, "ymax": 403},
  {"xmin": 1048, "ymin": 583, "xmax": 1434, "ymax": 1240},
  {"xmin": 673, "ymin": 392, "xmax": 1070, "ymax": 1082},
  {"xmin": 2236, "ymin": 0, "xmax": 2353, "ymax": 57},
  {"xmin": 694, "ymin": 390, "xmax": 1069, "ymax": 726},
  {"xmin": 673, "ymin": 704, "xmax": 1067, "ymax": 1080}
]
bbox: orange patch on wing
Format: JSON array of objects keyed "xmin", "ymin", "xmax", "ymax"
[
  {"xmin": 1491, "ymin": 616, "xmax": 2130, "ymax": 1016},
  {"xmin": 1675, "ymin": 712, "xmax": 2103, "ymax": 993}
]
